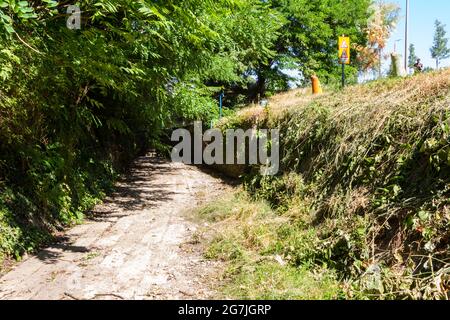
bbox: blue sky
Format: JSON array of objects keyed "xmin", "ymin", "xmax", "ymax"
[{"xmin": 387, "ymin": 0, "xmax": 450, "ymax": 69}]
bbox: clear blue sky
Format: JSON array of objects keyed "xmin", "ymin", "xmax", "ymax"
[{"xmin": 387, "ymin": 0, "xmax": 450, "ymax": 69}]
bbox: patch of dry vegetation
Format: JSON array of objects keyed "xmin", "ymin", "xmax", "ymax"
[
  {"xmin": 195, "ymin": 190, "xmax": 342, "ymax": 300},
  {"xmin": 209, "ymin": 70, "xmax": 450, "ymax": 299}
]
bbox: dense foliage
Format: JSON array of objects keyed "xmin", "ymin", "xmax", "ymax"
[
  {"xmin": 261, "ymin": 0, "xmax": 372, "ymax": 90},
  {"xmin": 0, "ymin": 0, "xmax": 376, "ymax": 265},
  {"xmin": 0, "ymin": 0, "xmax": 286, "ymax": 261},
  {"xmin": 206, "ymin": 0, "xmax": 373, "ymax": 102}
]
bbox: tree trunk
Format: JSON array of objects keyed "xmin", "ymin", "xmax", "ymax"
[{"xmin": 256, "ymin": 72, "xmax": 266, "ymax": 103}]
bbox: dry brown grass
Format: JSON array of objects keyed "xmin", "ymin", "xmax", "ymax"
[
  {"xmin": 222, "ymin": 69, "xmax": 450, "ymax": 129},
  {"xmin": 219, "ymin": 69, "xmax": 450, "ymax": 299}
]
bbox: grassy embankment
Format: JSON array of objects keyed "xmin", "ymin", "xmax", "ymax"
[{"xmin": 195, "ymin": 70, "xmax": 450, "ymax": 299}]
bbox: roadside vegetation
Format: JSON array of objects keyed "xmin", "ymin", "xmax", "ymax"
[
  {"xmin": 0, "ymin": 0, "xmax": 283, "ymax": 265},
  {"xmin": 196, "ymin": 191, "xmax": 343, "ymax": 299},
  {"xmin": 3, "ymin": 0, "xmax": 447, "ymax": 301},
  {"xmin": 0, "ymin": 0, "xmax": 374, "ymax": 267},
  {"xmin": 197, "ymin": 70, "xmax": 450, "ymax": 300}
]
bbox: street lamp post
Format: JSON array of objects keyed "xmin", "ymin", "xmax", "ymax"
[{"xmin": 404, "ymin": 0, "xmax": 409, "ymax": 71}]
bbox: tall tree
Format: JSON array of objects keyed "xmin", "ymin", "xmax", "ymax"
[
  {"xmin": 408, "ymin": 43, "xmax": 418, "ymax": 69},
  {"xmin": 430, "ymin": 20, "xmax": 450, "ymax": 69},
  {"xmin": 247, "ymin": 0, "xmax": 372, "ymax": 100}
]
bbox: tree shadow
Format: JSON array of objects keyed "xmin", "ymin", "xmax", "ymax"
[
  {"xmin": 33, "ymin": 155, "xmax": 185, "ymax": 264},
  {"xmin": 87, "ymin": 155, "xmax": 184, "ymax": 217},
  {"xmin": 29, "ymin": 154, "xmax": 234, "ymax": 265},
  {"xmin": 35, "ymin": 236, "xmax": 91, "ymax": 264}
]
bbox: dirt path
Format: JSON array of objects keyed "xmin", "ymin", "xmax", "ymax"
[{"xmin": 0, "ymin": 154, "xmax": 228, "ymax": 300}]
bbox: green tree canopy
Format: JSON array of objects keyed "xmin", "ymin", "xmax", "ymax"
[
  {"xmin": 237, "ymin": 0, "xmax": 372, "ymax": 101},
  {"xmin": 430, "ymin": 20, "xmax": 450, "ymax": 69},
  {"xmin": 408, "ymin": 43, "xmax": 418, "ymax": 68}
]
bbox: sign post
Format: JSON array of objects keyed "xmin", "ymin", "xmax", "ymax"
[{"xmin": 339, "ymin": 36, "xmax": 350, "ymax": 88}]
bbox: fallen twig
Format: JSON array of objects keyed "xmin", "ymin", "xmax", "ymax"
[
  {"xmin": 92, "ymin": 293, "xmax": 125, "ymax": 300},
  {"xmin": 64, "ymin": 292, "xmax": 80, "ymax": 300}
]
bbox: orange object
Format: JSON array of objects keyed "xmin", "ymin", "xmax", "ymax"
[{"xmin": 311, "ymin": 75, "xmax": 323, "ymax": 94}]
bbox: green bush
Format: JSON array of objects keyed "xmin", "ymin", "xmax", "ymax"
[{"xmin": 0, "ymin": 0, "xmax": 285, "ymax": 262}]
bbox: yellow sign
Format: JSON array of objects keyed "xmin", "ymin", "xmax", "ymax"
[{"xmin": 339, "ymin": 36, "xmax": 350, "ymax": 65}]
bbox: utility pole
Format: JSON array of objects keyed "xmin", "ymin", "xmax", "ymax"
[{"xmin": 404, "ymin": 0, "xmax": 409, "ymax": 71}]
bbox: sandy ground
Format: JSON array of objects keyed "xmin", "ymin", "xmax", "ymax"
[{"xmin": 0, "ymin": 154, "xmax": 229, "ymax": 300}]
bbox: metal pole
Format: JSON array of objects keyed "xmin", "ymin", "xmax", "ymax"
[
  {"xmin": 341, "ymin": 63, "xmax": 345, "ymax": 88},
  {"xmin": 404, "ymin": 0, "xmax": 409, "ymax": 71},
  {"xmin": 219, "ymin": 92, "xmax": 223, "ymax": 119}
]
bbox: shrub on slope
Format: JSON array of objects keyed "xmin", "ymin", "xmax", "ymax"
[{"xmin": 218, "ymin": 70, "xmax": 450, "ymax": 299}]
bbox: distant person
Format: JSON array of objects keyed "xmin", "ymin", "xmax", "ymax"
[{"xmin": 414, "ymin": 59, "xmax": 424, "ymax": 73}]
